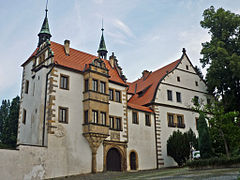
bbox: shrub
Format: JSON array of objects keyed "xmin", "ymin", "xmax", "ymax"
[{"xmin": 187, "ymin": 156, "xmax": 240, "ymax": 168}]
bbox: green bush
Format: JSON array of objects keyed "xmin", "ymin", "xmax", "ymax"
[{"xmin": 187, "ymin": 156, "xmax": 240, "ymax": 168}]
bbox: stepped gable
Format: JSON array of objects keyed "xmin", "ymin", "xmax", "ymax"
[
  {"xmin": 22, "ymin": 41, "xmax": 126, "ymax": 85},
  {"xmin": 128, "ymin": 59, "xmax": 180, "ymax": 106}
]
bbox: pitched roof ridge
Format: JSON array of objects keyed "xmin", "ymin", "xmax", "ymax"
[{"xmin": 50, "ymin": 41, "xmax": 99, "ymax": 59}]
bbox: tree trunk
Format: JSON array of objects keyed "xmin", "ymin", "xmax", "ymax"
[{"xmin": 219, "ymin": 128, "xmax": 230, "ymax": 159}]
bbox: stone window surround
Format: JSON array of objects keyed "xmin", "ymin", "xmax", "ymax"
[
  {"xmin": 109, "ymin": 88, "xmax": 122, "ymax": 103},
  {"xmin": 59, "ymin": 74, "xmax": 69, "ymax": 90},
  {"xmin": 109, "ymin": 115, "xmax": 122, "ymax": 131},
  {"xmin": 167, "ymin": 89, "xmax": 172, "ymax": 101},
  {"xmin": 58, "ymin": 106, "xmax": 69, "ymax": 124},
  {"xmin": 167, "ymin": 112, "xmax": 185, "ymax": 128},
  {"xmin": 132, "ymin": 111, "xmax": 139, "ymax": 125}
]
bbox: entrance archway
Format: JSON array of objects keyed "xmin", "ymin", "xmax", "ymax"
[
  {"xmin": 130, "ymin": 151, "xmax": 138, "ymax": 170},
  {"xmin": 106, "ymin": 148, "xmax": 121, "ymax": 171}
]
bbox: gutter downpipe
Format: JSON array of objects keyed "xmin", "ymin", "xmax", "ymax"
[{"xmin": 42, "ymin": 64, "xmax": 55, "ymax": 147}]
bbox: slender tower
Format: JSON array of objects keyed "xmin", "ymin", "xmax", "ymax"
[{"xmin": 97, "ymin": 21, "xmax": 108, "ymax": 59}]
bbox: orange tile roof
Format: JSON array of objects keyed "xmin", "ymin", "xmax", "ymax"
[
  {"xmin": 128, "ymin": 59, "xmax": 181, "ymax": 106},
  {"xmin": 128, "ymin": 102, "xmax": 153, "ymax": 113},
  {"xmin": 22, "ymin": 41, "xmax": 126, "ymax": 85}
]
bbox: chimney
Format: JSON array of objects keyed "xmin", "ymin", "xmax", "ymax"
[
  {"xmin": 64, "ymin": 40, "xmax": 70, "ymax": 56},
  {"xmin": 109, "ymin": 52, "xmax": 116, "ymax": 68},
  {"xmin": 142, "ymin": 70, "xmax": 151, "ymax": 80}
]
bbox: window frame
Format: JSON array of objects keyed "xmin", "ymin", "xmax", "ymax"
[
  {"xmin": 59, "ymin": 106, "xmax": 69, "ymax": 124},
  {"xmin": 132, "ymin": 111, "xmax": 139, "ymax": 124},
  {"xmin": 177, "ymin": 114, "xmax": 185, "ymax": 128},
  {"xmin": 177, "ymin": 76, "xmax": 180, "ymax": 82},
  {"xmin": 60, "ymin": 74, "xmax": 69, "ymax": 90},
  {"xmin": 101, "ymin": 111, "xmax": 106, "ymax": 125},
  {"xmin": 110, "ymin": 116, "xmax": 114, "ymax": 129},
  {"xmin": 92, "ymin": 79, "xmax": 98, "ymax": 92},
  {"xmin": 167, "ymin": 90, "xmax": 172, "ymax": 101},
  {"xmin": 100, "ymin": 81, "xmax": 106, "ymax": 94},
  {"xmin": 22, "ymin": 109, "xmax": 27, "ymax": 124},
  {"xmin": 25, "ymin": 80, "xmax": 29, "ymax": 94},
  {"xmin": 145, "ymin": 113, "xmax": 151, "ymax": 126},
  {"xmin": 92, "ymin": 110, "xmax": 98, "ymax": 124},
  {"xmin": 116, "ymin": 117, "xmax": 122, "ymax": 130},
  {"xmin": 115, "ymin": 90, "xmax": 121, "ymax": 103},
  {"xmin": 167, "ymin": 113, "xmax": 175, "ymax": 127},
  {"xmin": 176, "ymin": 92, "xmax": 182, "ymax": 103},
  {"xmin": 109, "ymin": 88, "xmax": 114, "ymax": 101}
]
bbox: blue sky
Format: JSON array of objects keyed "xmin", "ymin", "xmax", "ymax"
[{"xmin": 1, "ymin": 0, "xmax": 240, "ymax": 101}]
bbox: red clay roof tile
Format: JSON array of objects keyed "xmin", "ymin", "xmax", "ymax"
[
  {"xmin": 128, "ymin": 59, "xmax": 180, "ymax": 106},
  {"xmin": 127, "ymin": 102, "xmax": 153, "ymax": 113}
]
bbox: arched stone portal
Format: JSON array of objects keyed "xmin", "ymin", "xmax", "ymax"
[{"xmin": 106, "ymin": 148, "xmax": 122, "ymax": 171}]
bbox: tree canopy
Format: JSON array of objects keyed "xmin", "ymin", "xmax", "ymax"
[{"xmin": 200, "ymin": 6, "xmax": 240, "ymax": 112}]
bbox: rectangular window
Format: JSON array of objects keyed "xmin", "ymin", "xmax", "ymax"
[
  {"xmin": 60, "ymin": 74, "xmax": 69, "ymax": 90},
  {"xmin": 84, "ymin": 110, "xmax": 88, "ymax": 124},
  {"xmin": 110, "ymin": 116, "xmax": 114, "ymax": 129},
  {"xmin": 177, "ymin": 115, "xmax": 185, "ymax": 128},
  {"xmin": 101, "ymin": 112, "xmax": 106, "ymax": 125},
  {"xmin": 186, "ymin": 65, "xmax": 189, "ymax": 70},
  {"xmin": 116, "ymin": 117, "xmax": 121, "ymax": 130},
  {"xmin": 167, "ymin": 90, "xmax": 172, "ymax": 101},
  {"xmin": 132, "ymin": 111, "xmax": 138, "ymax": 124},
  {"xmin": 115, "ymin": 90, "xmax": 121, "ymax": 102},
  {"xmin": 25, "ymin": 80, "xmax": 29, "ymax": 94},
  {"xmin": 177, "ymin": 76, "xmax": 180, "ymax": 82},
  {"xmin": 195, "ymin": 81, "xmax": 198, "ymax": 86},
  {"xmin": 92, "ymin": 79, "xmax": 98, "ymax": 92},
  {"xmin": 22, "ymin": 109, "xmax": 27, "ymax": 124},
  {"xmin": 176, "ymin": 92, "xmax": 181, "ymax": 102},
  {"xmin": 194, "ymin": 96, "xmax": 199, "ymax": 105},
  {"xmin": 92, "ymin": 110, "xmax": 98, "ymax": 124},
  {"xmin": 59, "ymin": 107, "xmax": 68, "ymax": 123},
  {"xmin": 109, "ymin": 89, "xmax": 114, "ymax": 101},
  {"xmin": 84, "ymin": 79, "xmax": 89, "ymax": 92},
  {"xmin": 145, "ymin": 114, "xmax": 151, "ymax": 126},
  {"xmin": 168, "ymin": 113, "xmax": 175, "ymax": 127},
  {"xmin": 100, "ymin": 81, "xmax": 106, "ymax": 93}
]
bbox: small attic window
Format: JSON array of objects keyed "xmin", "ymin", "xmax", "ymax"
[
  {"xmin": 177, "ymin": 76, "xmax": 180, "ymax": 82},
  {"xmin": 195, "ymin": 81, "xmax": 198, "ymax": 86},
  {"xmin": 186, "ymin": 65, "xmax": 189, "ymax": 70}
]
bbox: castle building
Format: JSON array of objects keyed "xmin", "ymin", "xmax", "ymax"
[{"xmin": 4, "ymin": 7, "xmax": 209, "ymax": 179}]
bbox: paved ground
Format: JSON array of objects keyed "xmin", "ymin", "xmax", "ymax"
[{"xmin": 51, "ymin": 167, "xmax": 240, "ymax": 180}]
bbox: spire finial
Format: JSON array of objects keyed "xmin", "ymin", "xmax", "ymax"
[
  {"xmin": 101, "ymin": 19, "xmax": 104, "ymax": 32},
  {"xmin": 182, "ymin": 48, "xmax": 186, "ymax": 54},
  {"xmin": 45, "ymin": 0, "xmax": 48, "ymax": 17}
]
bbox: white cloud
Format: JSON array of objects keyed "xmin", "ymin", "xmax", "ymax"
[{"xmin": 113, "ymin": 19, "xmax": 135, "ymax": 38}]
